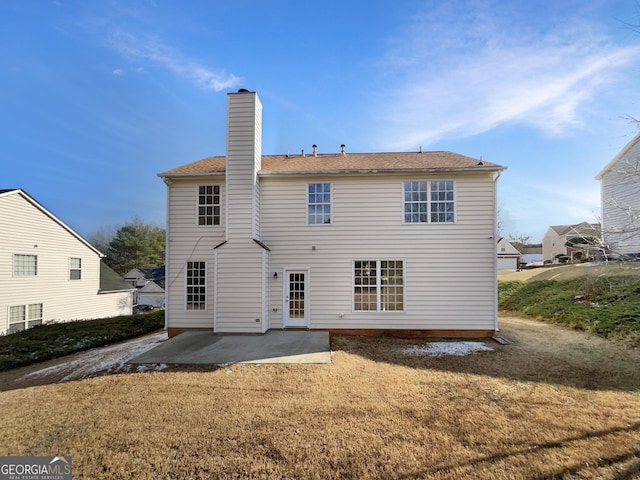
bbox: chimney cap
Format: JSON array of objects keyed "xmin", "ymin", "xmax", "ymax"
[{"xmin": 237, "ymin": 88, "xmax": 251, "ymax": 93}]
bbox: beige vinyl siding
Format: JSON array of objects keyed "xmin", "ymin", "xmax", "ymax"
[
  {"xmin": 0, "ymin": 193, "xmax": 131, "ymax": 334},
  {"xmin": 542, "ymin": 229, "xmax": 562, "ymax": 262},
  {"xmin": 214, "ymin": 242, "xmax": 267, "ymax": 333},
  {"xmin": 262, "ymin": 172, "xmax": 498, "ymax": 331},
  {"xmin": 226, "ymin": 92, "xmax": 262, "ymax": 241},
  {"xmin": 253, "ymin": 108, "xmax": 262, "ymax": 240},
  {"xmin": 165, "ymin": 179, "xmax": 225, "ymax": 330},
  {"xmin": 601, "ymin": 162, "xmax": 640, "ymax": 254}
]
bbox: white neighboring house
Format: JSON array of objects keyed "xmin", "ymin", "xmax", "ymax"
[
  {"xmin": 0, "ymin": 189, "xmax": 134, "ymax": 335},
  {"xmin": 158, "ymin": 90, "xmax": 507, "ymax": 337},
  {"xmin": 595, "ymin": 132, "xmax": 640, "ymax": 255},
  {"xmin": 496, "ymin": 238, "xmax": 521, "ymax": 270},
  {"xmin": 124, "ymin": 267, "xmax": 165, "ymax": 307}
]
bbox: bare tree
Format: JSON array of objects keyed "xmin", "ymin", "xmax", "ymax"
[
  {"xmin": 507, "ymin": 233, "xmax": 532, "ymax": 252},
  {"xmin": 598, "ymin": 150, "xmax": 640, "ymax": 257},
  {"xmin": 87, "ymin": 225, "xmax": 117, "ymax": 255}
]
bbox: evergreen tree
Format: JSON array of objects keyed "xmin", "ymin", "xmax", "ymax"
[{"xmin": 104, "ymin": 218, "xmax": 165, "ymax": 275}]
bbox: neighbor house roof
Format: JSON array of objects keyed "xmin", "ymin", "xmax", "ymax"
[
  {"xmin": 100, "ymin": 263, "xmax": 134, "ymax": 293},
  {"xmin": 548, "ymin": 222, "xmax": 601, "ymax": 237},
  {"xmin": 159, "ymin": 151, "xmax": 506, "ymax": 178},
  {"xmin": 125, "ymin": 267, "xmax": 166, "ymax": 289}
]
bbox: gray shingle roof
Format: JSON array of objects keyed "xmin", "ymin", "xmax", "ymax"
[{"xmin": 100, "ymin": 263, "xmax": 135, "ymax": 293}]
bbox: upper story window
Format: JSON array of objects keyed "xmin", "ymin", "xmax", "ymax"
[
  {"xmin": 308, "ymin": 183, "xmax": 331, "ymax": 225},
  {"xmin": 13, "ymin": 254, "xmax": 37, "ymax": 276},
  {"xmin": 198, "ymin": 185, "xmax": 221, "ymax": 226},
  {"xmin": 69, "ymin": 258, "xmax": 82, "ymax": 280},
  {"xmin": 430, "ymin": 180, "xmax": 455, "ymax": 223},
  {"xmin": 403, "ymin": 180, "xmax": 455, "ymax": 224}
]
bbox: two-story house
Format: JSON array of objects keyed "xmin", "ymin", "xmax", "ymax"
[
  {"xmin": 158, "ymin": 90, "xmax": 506, "ymax": 337},
  {"xmin": 0, "ymin": 189, "xmax": 134, "ymax": 335},
  {"xmin": 542, "ymin": 222, "xmax": 601, "ymax": 263},
  {"xmin": 595, "ymin": 133, "xmax": 640, "ymax": 255}
]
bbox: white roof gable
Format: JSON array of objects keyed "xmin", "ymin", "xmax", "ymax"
[
  {"xmin": 0, "ymin": 189, "xmax": 103, "ymax": 257},
  {"xmin": 139, "ymin": 281, "xmax": 164, "ymax": 293},
  {"xmin": 497, "ymin": 238, "xmax": 521, "ymax": 255},
  {"xmin": 595, "ymin": 132, "xmax": 640, "ymax": 180}
]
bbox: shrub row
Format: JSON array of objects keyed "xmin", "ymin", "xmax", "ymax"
[{"xmin": 0, "ymin": 310, "xmax": 165, "ymax": 371}]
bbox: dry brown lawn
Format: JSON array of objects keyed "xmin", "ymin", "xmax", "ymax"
[{"xmin": 1, "ymin": 315, "xmax": 639, "ymax": 479}]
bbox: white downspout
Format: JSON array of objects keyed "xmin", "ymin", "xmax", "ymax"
[{"xmin": 493, "ymin": 171, "xmax": 502, "ymax": 333}]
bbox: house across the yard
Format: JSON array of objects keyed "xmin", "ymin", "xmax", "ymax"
[
  {"xmin": 542, "ymin": 222, "xmax": 601, "ymax": 263},
  {"xmin": 497, "ymin": 238, "xmax": 521, "ymax": 270},
  {"xmin": 158, "ymin": 90, "xmax": 507, "ymax": 337},
  {"xmin": 124, "ymin": 267, "xmax": 165, "ymax": 307},
  {"xmin": 0, "ymin": 189, "xmax": 134, "ymax": 335},
  {"xmin": 596, "ymin": 132, "xmax": 640, "ymax": 255}
]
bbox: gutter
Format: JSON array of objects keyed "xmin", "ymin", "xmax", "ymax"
[
  {"xmin": 158, "ymin": 172, "xmax": 226, "ymax": 180},
  {"xmin": 258, "ymin": 166, "xmax": 507, "ymax": 177}
]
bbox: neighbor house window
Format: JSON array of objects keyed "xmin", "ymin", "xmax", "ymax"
[
  {"xmin": 308, "ymin": 183, "xmax": 331, "ymax": 224},
  {"xmin": 8, "ymin": 303, "xmax": 43, "ymax": 334},
  {"xmin": 186, "ymin": 261, "xmax": 206, "ymax": 310},
  {"xmin": 13, "ymin": 254, "xmax": 37, "ymax": 276},
  {"xmin": 69, "ymin": 257, "xmax": 82, "ymax": 280},
  {"xmin": 198, "ymin": 185, "xmax": 221, "ymax": 226},
  {"xmin": 403, "ymin": 180, "xmax": 455, "ymax": 223},
  {"xmin": 354, "ymin": 260, "xmax": 404, "ymax": 311}
]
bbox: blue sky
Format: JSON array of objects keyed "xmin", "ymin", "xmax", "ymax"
[{"xmin": 2, "ymin": 0, "xmax": 639, "ymax": 242}]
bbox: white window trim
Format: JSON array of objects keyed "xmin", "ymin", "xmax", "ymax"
[
  {"xmin": 13, "ymin": 254, "xmax": 38, "ymax": 277},
  {"xmin": 8, "ymin": 303, "xmax": 43, "ymax": 333},
  {"xmin": 197, "ymin": 184, "xmax": 222, "ymax": 227},
  {"xmin": 69, "ymin": 257, "xmax": 82, "ymax": 281},
  {"xmin": 402, "ymin": 180, "xmax": 456, "ymax": 224},
  {"xmin": 352, "ymin": 259, "xmax": 405, "ymax": 313},
  {"xmin": 306, "ymin": 182, "xmax": 333, "ymax": 226},
  {"xmin": 185, "ymin": 260, "xmax": 207, "ymax": 311}
]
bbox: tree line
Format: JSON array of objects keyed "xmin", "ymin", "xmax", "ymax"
[{"xmin": 88, "ymin": 218, "xmax": 165, "ymax": 276}]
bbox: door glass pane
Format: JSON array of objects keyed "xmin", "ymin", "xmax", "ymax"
[{"xmin": 289, "ymin": 273, "xmax": 305, "ymax": 319}]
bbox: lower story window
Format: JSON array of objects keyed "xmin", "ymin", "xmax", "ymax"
[
  {"xmin": 186, "ymin": 261, "xmax": 206, "ymax": 310},
  {"xmin": 8, "ymin": 303, "xmax": 43, "ymax": 334},
  {"xmin": 354, "ymin": 260, "xmax": 404, "ymax": 311}
]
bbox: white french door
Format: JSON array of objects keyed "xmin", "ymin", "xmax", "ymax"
[{"xmin": 284, "ymin": 270, "xmax": 308, "ymax": 327}]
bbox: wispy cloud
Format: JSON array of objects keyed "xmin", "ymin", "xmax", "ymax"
[
  {"xmin": 106, "ymin": 30, "xmax": 240, "ymax": 91},
  {"xmin": 374, "ymin": 2, "xmax": 640, "ymax": 150}
]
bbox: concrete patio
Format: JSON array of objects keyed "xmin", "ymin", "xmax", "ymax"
[{"xmin": 128, "ymin": 330, "xmax": 331, "ymax": 365}]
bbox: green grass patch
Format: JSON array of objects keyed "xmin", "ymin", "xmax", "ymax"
[
  {"xmin": 499, "ymin": 276, "xmax": 640, "ymax": 344},
  {"xmin": 0, "ymin": 310, "xmax": 164, "ymax": 371}
]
